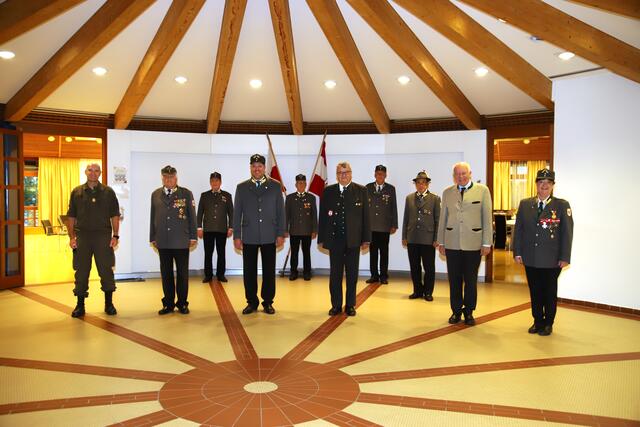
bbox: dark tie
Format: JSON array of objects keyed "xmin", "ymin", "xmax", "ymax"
[
  {"xmin": 256, "ymin": 181, "xmax": 261, "ymax": 188},
  {"xmin": 166, "ymin": 189, "xmax": 172, "ymax": 197},
  {"xmin": 538, "ymin": 201, "xmax": 544, "ymax": 216},
  {"xmin": 460, "ymin": 187, "xmax": 465, "ymax": 199}
]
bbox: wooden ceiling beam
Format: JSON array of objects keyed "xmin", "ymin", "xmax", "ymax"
[
  {"xmin": 306, "ymin": 0, "xmax": 390, "ymax": 134},
  {"xmin": 269, "ymin": 0, "xmax": 304, "ymax": 135},
  {"xmin": 114, "ymin": 0, "xmax": 206, "ymax": 129},
  {"xmin": 0, "ymin": 0, "xmax": 86, "ymax": 45},
  {"xmin": 346, "ymin": 0, "xmax": 481, "ymax": 129},
  {"xmin": 394, "ymin": 0, "xmax": 553, "ymax": 111},
  {"xmin": 206, "ymin": 0, "xmax": 248, "ymax": 134},
  {"xmin": 3, "ymin": 0, "xmax": 156, "ymax": 123},
  {"xmin": 460, "ymin": 0, "xmax": 640, "ymax": 84},
  {"xmin": 567, "ymin": 0, "xmax": 640, "ymax": 20}
]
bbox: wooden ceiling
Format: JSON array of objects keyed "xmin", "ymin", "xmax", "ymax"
[{"xmin": 0, "ymin": 0, "xmax": 638, "ymax": 134}]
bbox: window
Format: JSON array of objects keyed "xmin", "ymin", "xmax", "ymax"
[{"xmin": 24, "ymin": 160, "xmax": 38, "ymax": 227}]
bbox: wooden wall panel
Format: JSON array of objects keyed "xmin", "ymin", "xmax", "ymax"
[
  {"xmin": 23, "ymin": 133, "xmax": 102, "ymax": 159},
  {"xmin": 494, "ymin": 137, "xmax": 551, "ymax": 161}
]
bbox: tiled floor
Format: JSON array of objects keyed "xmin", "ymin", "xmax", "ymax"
[{"xmin": 1, "ymin": 270, "xmax": 639, "ymax": 426}]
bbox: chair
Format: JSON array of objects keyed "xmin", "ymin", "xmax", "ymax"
[
  {"xmin": 494, "ymin": 214, "xmax": 507, "ymax": 249},
  {"xmin": 58, "ymin": 215, "xmax": 69, "ymax": 234},
  {"xmin": 41, "ymin": 219, "xmax": 64, "ymax": 236}
]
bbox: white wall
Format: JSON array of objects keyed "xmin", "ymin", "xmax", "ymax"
[
  {"xmin": 107, "ymin": 129, "xmax": 486, "ymax": 277},
  {"xmin": 554, "ymin": 71, "xmax": 640, "ymax": 309}
]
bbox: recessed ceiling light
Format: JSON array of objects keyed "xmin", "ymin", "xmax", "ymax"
[
  {"xmin": 523, "ymin": 138, "xmax": 531, "ymax": 145},
  {"xmin": 324, "ymin": 80, "xmax": 337, "ymax": 89},
  {"xmin": 47, "ymin": 136, "xmax": 55, "ymax": 142},
  {"xmin": 493, "ymin": 140, "xmax": 498, "ymax": 145},
  {"xmin": 92, "ymin": 66, "xmax": 107, "ymax": 76},
  {"xmin": 249, "ymin": 79, "xmax": 263, "ymax": 89},
  {"xmin": 529, "ymin": 35, "xmax": 543, "ymax": 42},
  {"xmin": 65, "ymin": 137, "xmax": 73, "ymax": 142},
  {"xmin": 497, "ymin": 18, "xmax": 506, "ymax": 23},
  {"xmin": 0, "ymin": 50, "xmax": 15, "ymax": 59},
  {"xmin": 397, "ymin": 75, "xmax": 411, "ymax": 85},
  {"xmin": 558, "ymin": 51, "xmax": 575, "ymax": 61},
  {"xmin": 175, "ymin": 76, "xmax": 188, "ymax": 84},
  {"xmin": 474, "ymin": 67, "xmax": 489, "ymax": 77}
]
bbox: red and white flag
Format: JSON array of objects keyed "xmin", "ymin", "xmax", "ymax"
[
  {"xmin": 266, "ymin": 134, "xmax": 286, "ymax": 192},
  {"xmin": 308, "ymin": 134, "xmax": 328, "ymax": 198}
]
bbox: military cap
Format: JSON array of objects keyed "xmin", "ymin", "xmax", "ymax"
[
  {"xmin": 535, "ymin": 168, "xmax": 555, "ymax": 182},
  {"xmin": 412, "ymin": 171, "xmax": 431, "ymax": 182},
  {"xmin": 161, "ymin": 165, "xmax": 177, "ymax": 175},
  {"xmin": 295, "ymin": 174, "xmax": 306, "ymax": 181},
  {"xmin": 375, "ymin": 164, "xmax": 387, "ymax": 172},
  {"xmin": 250, "ymin": 154, "xmax": 266, "ymax": 164},
  {"xmin": 210, "ymin": 172, "xmax": 222, "ymax": 180}
]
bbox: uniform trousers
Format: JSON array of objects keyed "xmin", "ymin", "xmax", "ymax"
[
  {"xmin": 329, "ymin": 236, "xmax": 360, "ymax": 309},
  {"xmin": 290, "ymin": 235, "xmax": 311, "ymax": 274},
  {"xmin": 203, "ymin": 231, "xmax": 227, "ymax": 278},
  {"xmin": 73, "ymin": 231, "xmax": 115, "ymax": 297},
  {"xmin": 158, "ymin": 248, "xmax": 190, "ymax": 309},
  {"xmin": 369, "ymin": 231, "xmax": 390, "ymax": 279},
  {"xmin": 445, "ymin": 249, "xmax": 481, "ymax": 315},
  {"xmin": 525, "ymin": 266, "xmax": 561, "ymax": 327},
  {"xmin": 242, "ymin": 243, "xmax": 276, "ymax": 308},
  {"xmin": 407, "ymin": 243, "xmax": 435, "ymax": 296}
]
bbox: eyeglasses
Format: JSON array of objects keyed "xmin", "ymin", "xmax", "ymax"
[{"xmin": 337, "ymin": 170, "xmax": 352, "ymax": 175}]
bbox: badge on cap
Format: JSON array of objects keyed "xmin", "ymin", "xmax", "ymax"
[
  {"xmin": 567, "ymin": 208, "xmax": 572, "ymax": 217},
  {"xmin": 328, "ymin": 210, "xmax": 333, "ymax": 216}
]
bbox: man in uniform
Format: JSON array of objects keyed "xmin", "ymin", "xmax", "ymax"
[
  {"xmin": 233, "ymin": 154, "xmax": 286, "ymax": 315},
  {"xmin": 150, "ymin": 165, "xmax": 197, "ymax": 315},
  {"xmin": 365, "ymin": 165, "xmax": 398, "ymax": 284},
  {"xmin": 67, "ymin": 163, "xmax": 120, "ymax": 318},
  {"xmin": 318, "ymin": 162, "xmax": 371, "ymax": 316},
  {"xmin": 402, "ymin": 171, "xmax": 440, "ymax": 301},
  {"xmin": 437, "ymin": 162, "xmax": 492, "ymax": 326},
  {"xmin": 197, "ymin": 172, "xmax": 233, "ymax": 283},
  {"xmin": 513, "ymin": 169, "xmax": 573, "ymax": 336},
  {"xmin": 285, "ymin": 174, "xmax": 317, "ymax": 281}
]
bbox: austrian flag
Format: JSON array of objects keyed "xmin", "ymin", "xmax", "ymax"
[{"xmin": 308, "ymin": 138, "xmax": 328, "ymax": 198}]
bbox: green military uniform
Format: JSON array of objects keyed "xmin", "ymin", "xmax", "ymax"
[{"xmin": 67, "ymin": 182, "xmax": 120, "ymax": 298}]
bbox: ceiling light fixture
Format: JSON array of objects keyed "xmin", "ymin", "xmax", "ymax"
[
  {"xmin": 397, "ymin": 75, "xmax": 410, "ymax": 85},
  {"xmin": 65, "ymin": 137, "xmax": 73, "ymax": 142},
  {"xmin": 529, "ymin": 35, "xmax": 543, "ymax": 42},
  {"xmin": 249, "ymin": 79, "xmax": 263, "ymax": 89},
  {"xmin": 558, "ymin": 51, "xmax": 575, "ymax": 61},
  {"xmin": 474, "ymin": 67, "xmax": 489, "ymax": 77},
  {"xmin": 47, "ymin": 136, "xmax": 55, "ymax": 142},
  {"xmin": 324, "ymin": 80, "xmax": 337, "ymax": 89},
  {"xmin": 497, "ymin": 18, "xmax": 506, "ymax": 23},
  {"xmin": 92, "ymin": 66, "xmax": 107, "ymax": 76},
  {"xmin": 523, "ymin": 139, "xmax": 531, "ymax": 145},
  {"xmin": 0, "ymin": 50, "xmax": 16, "ymax": 59},
  {"xmin": 175, "ymin": 76, "xmax": 188, "ymax": 84}
]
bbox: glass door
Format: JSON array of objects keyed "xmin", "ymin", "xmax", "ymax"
[{"xmin": 0, "ymin": 128, "xmax": 24, "ymax": 289}]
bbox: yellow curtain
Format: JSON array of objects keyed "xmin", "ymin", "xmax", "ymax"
[
  {"xmin": 526, "ymin": 160, "xmax": 548, "ymax": 198},
  {"xmin": 38, "ymin": 158, "xmax": 81, "ymax": 226},
  {"xmin": 493, "ymin": 161, "xmax": 511, "ymax": 210}
]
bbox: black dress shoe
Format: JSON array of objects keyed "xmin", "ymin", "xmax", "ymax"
[
  {"xmin": 104, "ymin": 304, "xmax": 117, "ymax": 316},
  {"xmin": 424, "ymin": 295, "xmax": 434, "ymax": 302},
  {"xmin": 365, "ymin": 277, "xmax": 379, "ymax": 284},
  {"xmin": 71, "ymin": 305, "xmax": 85, "ymax": 318},
  {"xmin": 178, "ymin": 306, "xmax": 190, "ymax": 315},
  {"xmin": 408, "ymin": 293, "xmax": 422, "ymax": 299},
  {"xmin": 158, "ymin": 307, "xmax": 174, "ymax": 315},
  {"xmin": 217, "ymin": 276, "xmax": 228, "ymax": 283},
  {"xmin": 242, "ymin": 305, "xmax": 258, "ymax": 315},
  {"xmin": 328, "ymin": 307, "xmax": 342, "ymax": 316},
  {"xmin": 202, "ymin": 277, "xmax": 213, "ymax": 283},
  {"xmin": 289, "ymin": 272, "xmax": 298, "ymax": 281},
  {"xmin": 528, "ymin": 324, "xmax": 541, "ymax": 334},
  {"xmin": 538, "ymin": 325, "xmax": 553, "ymax": 336},
  {"xmin": 380, "ymin": 278, "xmax": 388, "ymax": 284},
  {"xmin": 345, "ymin": 306, "xmax": 356, "ymax": 316},
  {"xmin": 448, "ymin": 313, "xmax": 461, "ymax": 324},
  {"xmin": 303, "ymin": 273, "xmax": 311, "ymax": 281},
  {"xmin": 264, "ymin": 305, "xmax": 276, "ymax": 315},
  {"xmin": 464, "ymin": 313, "xmax": 476, "ymax": 326}
]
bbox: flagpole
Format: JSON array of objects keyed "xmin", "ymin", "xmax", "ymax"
[{"xmin": 307, "ymin": 130, "xmax": 328, "ymax": 192}]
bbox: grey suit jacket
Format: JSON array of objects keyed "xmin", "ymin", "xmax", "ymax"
[
  {"xmin": 402, "ymin": 192, "xmax": 440, "ymax": 245},
  {"xmin": 512, "ymin": 197, "xmax": 573, "ymax": 268},
  {"xmin": 197, "ymin": 190, "xmax": 233, "ymax": 233},
  {"xmin": 233, "ymin": 177, "xmax": 286, "ymax": 244},
  {"xmin": 437, "ymin": 182, "xmax": 493, "ymax": 251},
  {"xmin": 285, "ymin": 192, "xmax": 317, "ymax": 236},
  {"xmin": 366, "ymin": 182, "xmax": 398, "ymax": 232},
  {"xmin": 149, "ymin": 186, "xmax": 197, "ymax": 249}
]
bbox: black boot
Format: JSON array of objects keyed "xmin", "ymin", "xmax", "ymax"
[
  {"xmin": 71, "ymin": 296, "xmax": 85, "ymax": 318},
  {"xmin": 104, "ymin": 291, "xmax": 117, "ymax": 315}
]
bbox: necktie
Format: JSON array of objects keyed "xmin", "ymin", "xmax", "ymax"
[
  {"xmin": 166, "ymin": 189, "xmax": 172, "ymax": 196},
  {"xmin": 460, "ymin": 187, "xmax": 465, "ymax": 199},
  {"xmin": 538, "ymin": 201, "xmax": 544, "ymax": 216},
  {"xmin": 256, "ymin": 181, "xmax": 261, "ymax": 188}
]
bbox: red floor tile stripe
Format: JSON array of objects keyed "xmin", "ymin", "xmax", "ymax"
[
  {"xmin": 324, "ymin": 302, "xmax": 531, "ymax": 369},
  {"xmin": 0, "ymin": 391, "xmax": 159, "ymax": 415},
  {"xmin": 107, "ymin": 409, "xmax": 178, "ymax": 426},
  {"xmin": 12, "ymin": 287, "xmax": 221, "ymax": 372},
  {"xmin": 324, "ymin": 410, "xmax": 383, "ymax": 427},
  {"xmin": 281, "ymin": 283, "xmax": 381, "ymax": 361},
  {"xmin": 352, "ymin": 351, "xmax": 640, "ymax": 383},
  {"xmin": 559, "ymin": 303, "xmax": 640, "ymax": 322},
  {"xmin": 357, "ymin": 392, "xmax": 640, "ymax": 426},
  {"xmin": 0, "ymin": 357, "xmax": 176, "ymax": 382},
  {"xmin": 208, "ymin": 282, "xmax": 258, "ymax": 361}
]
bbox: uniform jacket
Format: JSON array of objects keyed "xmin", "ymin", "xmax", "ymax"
[
  {"xmin": 318, "ymin": 182, "xmax": 371, "ymax": 249},
  {"xmin": 285, "ymin": 192, "xmax": 318, "ymax": 236},
  {"xmin": 197, "ymin": 189, "xmax": 233, "ymax": 233},
  {"xmin": 149, "ymin": 186, "xmax": 197, "ymax": 249},
  {"xmin": 437, "ymin": 182, "xmax": 493, "ymax": 251},
  {"xmin": 366, "ymin": 182, "xmax": 398, "ymax": 232},
  {"xmin": 512, "ymin": 196, "xmax": 574, "ymax": 268},
  {"xmin": 67, "ymin": 182, "xmax": 120, "ymax": 233},
  {"xmin": 233, "ymin": 177, "xmax": 286, "ymax": 245},
  {"xmin": 402, "ymin": 191, "xmax": 441, "ymax": 245}
]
